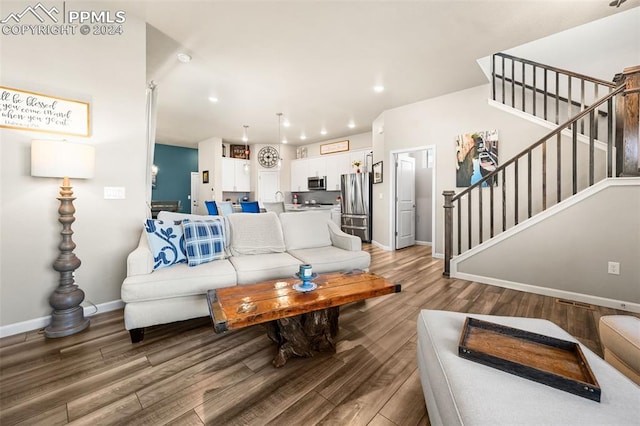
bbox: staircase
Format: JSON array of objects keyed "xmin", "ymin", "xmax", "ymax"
[{"xmin": 443, "ymin": 53, "xmax": 639, "ymax": 276}]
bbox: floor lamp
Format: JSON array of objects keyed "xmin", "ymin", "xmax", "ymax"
[{"xmin": 31, "ymin": 139, "xmax": 95, "ymax": 338}]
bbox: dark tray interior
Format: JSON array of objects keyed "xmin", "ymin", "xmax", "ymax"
[{"xmin": 458, "ymin": 317, "xmax": 601, "ymax": 402}]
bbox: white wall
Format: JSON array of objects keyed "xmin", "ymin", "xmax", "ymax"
[
  {"xmin": 455, "ymin": 180, "xmax": 640, "ymax": 308},
  {"xmin": 376, "ymin": 84, "xmax": 554, "ymax": 254},
  {"xmin": 300, "ymin": 132, "xmax": 372, "ymax": 158},
  {"xmin": 0, "ymin": 4, "xmax": 147, "ymax": 329},
  {"xmin": 410, "ymin": 150, "xmax": 433, "ymax": 243},
  {"xmin": 503, "ymin": 7, "xmax": 640, "ymax": 83},
  {"xmin": 197, "ymin": 136, "xmax": 222, "ymax": 214}
]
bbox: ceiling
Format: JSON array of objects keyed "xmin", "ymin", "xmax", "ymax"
[{"xmin": 119, "ymin": 1, "xmax": 634, "ymax": 148}]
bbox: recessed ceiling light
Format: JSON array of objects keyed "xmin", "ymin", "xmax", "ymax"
[
  {"xmin": 348, "ymin": 122, "xmax": 355, "ymax": 129},
  {"xmin": 208, "ymin": 96, "xmax": 218, "ymax": 103},
  {"xmin": 283, "ymin": 120, "xmax": 290, "ymax": 128},
  {"xmin": 320, "ymin": 129, "xmax": 327, "ymax": 135},
  {"xmin": 177, "ymin": 53, "xmax": 192, "ymax": 63},
  {"xmin": 374, "ymin": 85, "xmax": 385, "ymax": 93},
  {"xmin": 300, "ymin": 134, "xmax": 307, "ymax": 140}
]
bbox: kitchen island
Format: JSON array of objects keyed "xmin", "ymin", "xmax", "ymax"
[{"xmin": 285, "ymin": 204, "xmax": 342, "ymax": 228}]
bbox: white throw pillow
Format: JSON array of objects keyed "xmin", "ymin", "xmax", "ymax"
[
  {"xmin": 279, "ymin": 211, "xmax": 331, "ymax": 250},
  {"xmin": 144, "ymin": 219, "xmax": 187, "ymax": 270},
  {"xmin": 227, "ymin": 212, "xmax": 286, "ymax": 256}
]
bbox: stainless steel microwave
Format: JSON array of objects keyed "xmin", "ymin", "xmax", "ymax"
[{"xmin": 307, "ymin": 176, "xmax": 326, "ymax": 190}]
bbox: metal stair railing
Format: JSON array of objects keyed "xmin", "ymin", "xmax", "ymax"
[
  {"xmin": 443, "ymin": 83, "xmax": 624, "ymax": 276},
  {"xmin": 492, "ymin": 52, "xmax": 617, "ymax": 140}
]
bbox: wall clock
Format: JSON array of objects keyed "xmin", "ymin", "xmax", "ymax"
[{"xmin": 258, "ymin": 146, "xmax": 279, "ymax": 168}]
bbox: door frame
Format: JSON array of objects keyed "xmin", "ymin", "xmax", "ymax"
[
  {"xmin": 190, "ymin": 172, "xmax": 200, "ymax": 214},
  {"xmin": 257, "ymin": 170, "xmax": 281, "ymax": 205},
  {"xmin": 389, "ymin": 145, "xmax": 437, "ymax": 251}
]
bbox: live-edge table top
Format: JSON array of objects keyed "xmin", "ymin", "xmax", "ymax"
[{"xmin": 207, "ymin": 272, "xmax": 400, "ymax": 333}]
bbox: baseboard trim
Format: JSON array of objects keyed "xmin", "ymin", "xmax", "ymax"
[
  {"xmin": 371, "ymin": 240, "xmax": 391, "ymax": 251},
  {"xmin": 0, "ymin": 299, "xmax": 125, "ymax": 338},
  {"xmin": 415, "ymin": 240, "xmax": 432, "ymax": 246},
  {"xmin": 451, "ymin": 271, "xmax": 640, "ymax": 313}
]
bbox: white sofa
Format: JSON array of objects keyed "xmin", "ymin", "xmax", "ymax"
[{"xmin": 121, "ymin": 210, "xmax": 370, "ymax": 342}]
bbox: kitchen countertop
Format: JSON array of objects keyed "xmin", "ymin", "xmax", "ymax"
[{"xmin": 285, "ymin": 204, "xmax": 339, "ymax": 211}]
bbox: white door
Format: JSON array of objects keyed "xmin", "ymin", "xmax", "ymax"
[
  {"xmin": 190, "ymin": 172, "xmax": 200, "ymax": 214},
  {"xmin": 258, "ymin": 170, "xmax": 280, "ymax": 204},
  {"xmin": 395, "ymin": 155, "xmax": 416, "ymax": 249}
]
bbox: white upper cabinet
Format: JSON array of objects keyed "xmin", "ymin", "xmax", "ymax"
[
  {"xmin": 307, "ymin": 157, "xmax": 327, "ymax": 178},
  {"xmin": 290, "ymin": 149, "xmax": 372, "ymax": 192},
  {"xmin": 290, "ymin": 158, "xmax": 308, "ymax": 192},
  {"xmin": 325, "ymin": 153, "xmax": 350, "ymax": 191},
  {"xmin": 222, "ymin": 158, "xmax": 250, "ymax": 192}
]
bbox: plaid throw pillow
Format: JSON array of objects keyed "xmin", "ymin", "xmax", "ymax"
[
  {"xmin": 182, "ymin": 218, "xmax": 227, "ymax": 266},
  {"xmin": 144, "ymin": 219, "xmax": 187, "ymax": 270}
]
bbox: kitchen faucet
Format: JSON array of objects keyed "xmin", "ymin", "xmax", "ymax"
[{"xmin": 274, "ymin": 191, "xmax": 284, "ymax": 201}]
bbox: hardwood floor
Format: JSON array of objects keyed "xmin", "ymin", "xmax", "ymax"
[{"xmin": 1, "ymin": 245, "xmax": 636, "ymax": 425}]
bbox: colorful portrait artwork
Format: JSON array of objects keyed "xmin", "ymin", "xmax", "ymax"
[{"xmin": 455, "ymin": 130, "xmax": 499, "ymax": 187}]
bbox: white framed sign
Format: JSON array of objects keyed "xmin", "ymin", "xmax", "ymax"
[
  {"xmin": 320, "ymin": 139, "xmax": 349, "ymax": 155},
  {"xmin": 0, "ymin": 86, "xmax": 90, "ymax": 137}
]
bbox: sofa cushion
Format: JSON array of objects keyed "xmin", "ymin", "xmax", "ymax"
[
  {"xmin": 144, "ymin": 219, "xmax": 187, "ymax": 270},
  {"xmin": 121, "ymin": 259, "xmax": 237, "ymax": 302},
  {"xmin": 599, "ymin": 315, "xmax": 640, "ymax": 384},
  {"xmin": 279, "ymin": 211, "xmax": 332, "ymax": 250},
  {"xmin": 288, "ymin": 246, "xmax": 370, "ymax": 273},
  {"xmin": 227, "ymin": 212, "xmax": 286, "ymax": 256},
  {"xmin": 229, "ymin": 252, "xmax": 301, "ymax": 285},
  {"xmin": 182, "ymin": 218, "xmax": 227, "ymax": 266}
]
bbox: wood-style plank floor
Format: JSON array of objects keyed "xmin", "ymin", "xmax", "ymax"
[{"xmin": 1, "ymin": 245, "xmax": 636, "ymax": 425}]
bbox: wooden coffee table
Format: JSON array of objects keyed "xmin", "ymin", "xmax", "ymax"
[{"xmin": 206, "ymin": 272, "xmax": 400, "ymax": 367}]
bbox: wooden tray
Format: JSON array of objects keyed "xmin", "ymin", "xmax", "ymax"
[{"xmin": 458, "ymin": 317, "xmax": 601, "ymax": 402}]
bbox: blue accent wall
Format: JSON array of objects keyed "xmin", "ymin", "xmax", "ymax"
[{"xmin": 152, "ymin": 144, "xmax": 198, "ymax": 212}]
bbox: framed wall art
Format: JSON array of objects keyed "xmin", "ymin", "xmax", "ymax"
[
  {"xmin": 455, "ymin": 129, "xmax": 499, "ymax": 187},
  {"xmin": 202, "ymin": 170, "xmax": 209, "ymax": 184},
  {"xmin": 0, "ymin": 86, "xmax": 90, "ymax": 137},
  {"xmin": 320, "ymin": 140, "xmax": 349, "ymax": 155},
  {"xmin": 230, "ymin": 144, "xmax": 249, "ymax": 159},
  {"xmin": 372, "ymin": 161, "xmax": 383, "ymax": 184}
]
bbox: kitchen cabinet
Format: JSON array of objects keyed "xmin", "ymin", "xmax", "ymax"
[
  {"xmin": 307, "ymin": 157, "xmax": 326, "ymax": 178},
  {"xmin": 290, "ymin": 149, "xmax": 372, "ymax": 192},
  {"xmin": 222, "ymin": 158, "xmax": 250, "ymax": 192},
  {"xmin": 290, "ymin": 158, "xmax": 308, "ymax": 192},
  {"xmin": 325, "ymin": 154, "xmax": 350, "ymax": 191}
]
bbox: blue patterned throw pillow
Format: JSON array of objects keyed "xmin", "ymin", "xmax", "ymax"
[
  {"xmin": 182, "ymin": 218, "xmax": 227, "ymax": 266},
  {"xmin": 144, "ymin": 219, "xmax": 187, "ymax": 270}
]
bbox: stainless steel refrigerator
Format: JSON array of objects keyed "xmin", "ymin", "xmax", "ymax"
[{"xmin": 340, "ymin": 173, "xmax": 372, "ymax": 242}]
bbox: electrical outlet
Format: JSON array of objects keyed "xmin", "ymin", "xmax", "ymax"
[{"xmin": 607, "ymin": 261, "xmax": 620, "ymax": 275}]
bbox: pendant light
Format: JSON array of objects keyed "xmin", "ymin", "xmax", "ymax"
[
  {"xmin": 276, "ymin": 113, "xmax": 283, "ymax": 168},
  {"xmin": 242, "ymin": 125, "xmax": 250, "ymax": 174}
]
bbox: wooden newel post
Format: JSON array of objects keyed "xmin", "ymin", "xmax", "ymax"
[
  {"xmin": 615, "ymin": 65, "xmax": 640, "ymax": 177},
  {"xmin": 443, "ymin": 190, "xmax": 455, "ymax": 277}
]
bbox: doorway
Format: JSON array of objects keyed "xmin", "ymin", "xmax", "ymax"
[
  {"xmin": 190, "ymin": 172, "xmax": 200, "ymax": 214},
  {"xmin": 392, "ymin": 146, "xmax": 436, "ymax": 251},
  {"xmin": 257, "ymin": 170, "xmax": 280, "ymax": 204}
]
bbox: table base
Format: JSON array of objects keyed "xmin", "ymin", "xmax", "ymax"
[{"xmin": 265, "ymin": 307, "xmax": 339, "ymax": 367}]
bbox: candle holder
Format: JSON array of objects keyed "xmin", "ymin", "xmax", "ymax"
[{"xmin": 294, "ymin": 264, "xmax": 317, "ymax": 292}]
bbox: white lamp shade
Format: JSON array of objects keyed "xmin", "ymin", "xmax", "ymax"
[{"xmin": 31, "ymin": 140, "xmax": 95, "ymax": 179}]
